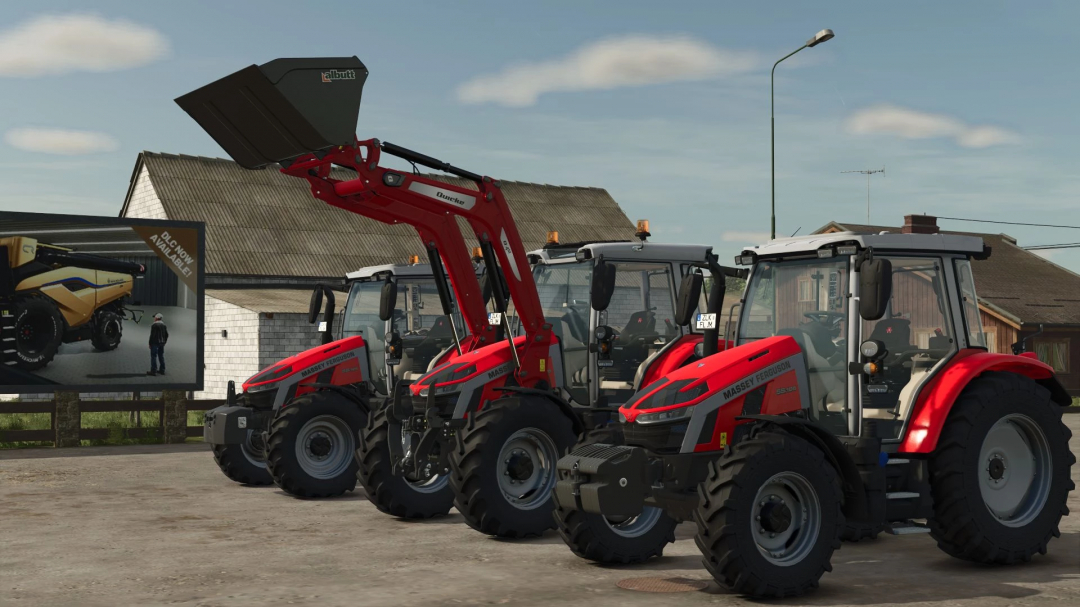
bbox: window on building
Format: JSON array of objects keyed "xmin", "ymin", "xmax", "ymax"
[
  {"xmin": 1035, "ymin": 339, "xmax": 1070, "ymax": 373},
  {"xmin": 983, "ymin": 330, "xmax": 998, "ymax": 353},
  {"xmin": 798, "ymin": 277, "xmax": 814, "ymax": 302}
]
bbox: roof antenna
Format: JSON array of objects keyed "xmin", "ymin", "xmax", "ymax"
[
  {"xmin": 841, "ymin": 166, "xmax": 885, "ymax": 223},
  {"xmin": 790, "ymin": 226, "xmax": 802, "ymax": 237}
]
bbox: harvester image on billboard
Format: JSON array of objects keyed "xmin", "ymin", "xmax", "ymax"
[
  {"xmin": 3, "ymin": 237, "xmax": 146, "ymax": 370},
  {"xmin": 0, "ymin": 212, "xmax": 204, "ymax": 391}
]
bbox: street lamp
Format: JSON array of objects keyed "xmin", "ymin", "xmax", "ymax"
[{"xmin": 771, "ymin": 28, "xmax": 834, "ymax": 239}]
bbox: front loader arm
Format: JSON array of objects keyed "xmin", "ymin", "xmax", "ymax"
[{"xmin": 285, "ymin": 140, "xmax": 553, "ymax": 388}]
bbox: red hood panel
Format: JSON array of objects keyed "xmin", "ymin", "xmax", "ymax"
[{"xmin": 242, "ymin": 335, "xmax": 367, "ymax": 391}]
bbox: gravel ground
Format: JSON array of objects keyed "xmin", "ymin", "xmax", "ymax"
[{"xmin": 1, "ymin": 418, "xmax": 1077, "ymax": 607}]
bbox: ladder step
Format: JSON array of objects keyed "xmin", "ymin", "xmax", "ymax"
[
  {"xmin": 887, "ymin": 491, "xmax": 920, "ymax": 500},
  {"xmin": 887, "ymin": 458, "xmax": 911, "ymax": 465},
  {"xmin": 886, "ymin": 521, "xmax": 931, "ymax": 535}
]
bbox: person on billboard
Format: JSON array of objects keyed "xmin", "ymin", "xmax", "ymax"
[{"xmin": 147, "ymin": 313, "xmax": 169, "ymax": 376}]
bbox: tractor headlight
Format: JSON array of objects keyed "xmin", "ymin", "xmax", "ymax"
[
  {"xmin": 860, "ymin": 339, "xmax": 885, "ymax": 360},
  {"xmin": 635, "ymin": 406, "xmax": 692, "ymax": 424}
]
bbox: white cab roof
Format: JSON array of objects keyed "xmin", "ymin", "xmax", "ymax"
[
  {"xmin": 745, "ymin": 231, "xmax": 985, "ymax": 258},
  {"xmin": 530, "ymin": 241, "xmax": 714, "ymax": 264}
]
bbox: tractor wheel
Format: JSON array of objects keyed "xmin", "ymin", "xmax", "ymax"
[
  {"xmin": 694, "ymin": 430, "xmax": 844, "ymax": 598},
  {"xmin": 13, "ymin": 297, "xmax": 64, "ymax": 371},
  {"xmin": 266, "ymin": 391, "xmax": 366, "ymax": 498},
  {"xmin": 90, "ymin": 308, "xmax": 123, "ymax": 351},
  {"xmin": 356, "ymin": 400, "xmax": 453, "ymax": 518},
  {"xmin": 928, "ymin": 372, "xmax": 1075, "ymax": 564},
  {"xmin": 211, "ymin": 430, "xmax": 273, "ymax": 486},
  {"xmin": 554, "ymin": 424, "xmax": 678, "ymax": 564},
  {"xmin": 449, "ymin": 397, "xmax": 576, "ymax": 538}
]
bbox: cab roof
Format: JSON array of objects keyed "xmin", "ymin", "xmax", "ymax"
[
  {"xmin": 346, "ymin": 262, "xmax": 484, "ymax": 280},
  {"xmin": 530, "ymin": 241, "xmax": 714, "ymax": 264},
  {"xmin": 744, "ymin": 231, "xmax": 986, "ymax": 259}
]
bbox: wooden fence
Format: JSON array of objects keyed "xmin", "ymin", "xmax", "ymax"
[{"xmin": 0, "ymin": 395, "xmax": 226, "ymax": 446}]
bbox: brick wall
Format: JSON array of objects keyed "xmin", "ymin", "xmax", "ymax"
[
  {"xmin": 122, "ymin": 165, "xmax": 168, "ymax": 220},
  {"xmin": 198, "ymin": 297, "xmax": 260, "ymax": 399},
  {"xmin": 258, "ymin": 313, "xmax": 324, "ymax": 370}
]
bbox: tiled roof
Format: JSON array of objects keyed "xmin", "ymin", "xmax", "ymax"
[
  {"xmin": 127, "ymin": 152, "xmax": 636, "ymax": 278},
  {"xmin": 206, "ymin": 288, "xmax": 313, "ymax": 314},
  {"xmin": 815, "ymin": 221, "xmax": 1080, "ymax": 325}
]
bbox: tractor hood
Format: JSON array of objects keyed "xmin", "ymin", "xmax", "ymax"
[
  {"xmin": 409, "ymin": 336, "xmax": 526, "ymax": 398},
  {"xmin": 242, "ymin": 334, "xmax": 367, "ymax": 392},
  {"xmin": 620, "ymin": 335, "xmax": 808, "ymax": 423}
]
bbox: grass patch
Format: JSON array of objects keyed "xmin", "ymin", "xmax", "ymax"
[{"xmin": 1, "ymin": 402, "xmax": 219, "ymax": 449}]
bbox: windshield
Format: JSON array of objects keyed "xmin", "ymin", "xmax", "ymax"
[
  {"xmin": 739, "ymin": 258, "xmax": 851, "ymax": 342},
  {"xmin": 342, "ymin": 277, "xmax": 466, "ymax": 393},
  {"xmin": 534, "ymin": 261, "xmax": 593, "ymax": 403}
]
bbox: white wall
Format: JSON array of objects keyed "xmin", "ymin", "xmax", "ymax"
[
  {"xmin": 123, "ymin": 165, "xmax": 168, "ymax": 220},
  {"xmin": 198, "ymin": 297, "xmax": 260, "ymax": 399}
]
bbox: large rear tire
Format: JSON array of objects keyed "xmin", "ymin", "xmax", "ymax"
[
  {"xmin": 356, "ymin": 401, "xmax": 454, "ymax": 518},
  {"xmin": 928, "ymin": 372, "xmax": 1075, "ymax": 564},
  {"xmin": 90, "ymin": 308, "xmax": 122, "ymax": 352},
  {"xmin": 266, "ymin": 391, "xmax": 366, "ymax": 498},
  {"xmin": 449, "ymin": 397, "xmax": 576, "ymax": 538},
  {"xmin": 13, "ymin": 297, "xmax": 63, "ymax": 371},
  {"xmin": 211, "ymin": 430, "xmax": 273, "ymax": 486},
  {"xmin": 694, "ymin": 430, "xmax": 844, "ymax": 598},
  {"xmin": 553, "ymin": 424, "xmax": 678, "ymax": 564}
]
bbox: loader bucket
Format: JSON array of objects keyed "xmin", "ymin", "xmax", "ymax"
[{"xmin": 175, "ymin": 57, "xmax": 368, "ymax": 169}]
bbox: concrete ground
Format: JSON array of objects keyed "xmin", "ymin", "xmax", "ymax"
[
  {"xmin": 24, "ymin": 305, "xmax": 196, "ymax": 388},
  {"xmin": 1, "ymin": 418, "xmax": 1077, "ymax": 607}
]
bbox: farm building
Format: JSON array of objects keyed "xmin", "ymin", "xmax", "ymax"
[
  {"xmin": 816, "ymin": 215, "xmax": 1080, "ymax": 395},
  {"xmin": 120, "ymin": 152, "xmax": 639, "ymax": 398}
]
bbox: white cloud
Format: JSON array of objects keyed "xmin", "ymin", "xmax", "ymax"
[
  {"xmin": 5, "ymin": 128, "xmax": 119, "ymax": 155},
  {"xmin": 722, "ymin": 231, "xmax": 772, "ymax": 244},
  {"xmin": 0, "ymin": 14, "xmax": 168, "ymax": 77},
  {"xmin": 457, "ymin": 35, "xmax": 758, "ymax": 106},
  {"xmin": 845, "ymin": 104, "xmax": 1019, "ymax": 148}
]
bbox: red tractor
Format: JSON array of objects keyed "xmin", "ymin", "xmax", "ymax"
[
  {"xmin": 555, "ymin": 232, "xmax": 1075, "ymax": 597},
  {"xmin": 179, "ymin": 56, "xmax": 744, "ymax": 539},
  {"xmin": 182, "ymin": 58, "xmax": 502, "ymax": 498},
  {"xmin": 202, "ymin": 260, "xmax": 480, "ymax": 492}
]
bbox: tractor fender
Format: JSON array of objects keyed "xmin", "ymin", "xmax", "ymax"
[
  {"xmin": 900, "ymin": 349, "xmax": 1067, "ymax": 454},
  {"xmin": 736, "ymin": 414, "xmax": 871, "ymax": 522},
  {"xmin": 494, "ymin": 385, "xmax": 585, "ymax": 435}
]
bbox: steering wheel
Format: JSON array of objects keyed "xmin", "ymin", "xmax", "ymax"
[{"xmin": 803, "ymin": 311, "xmax": 845, "ymax": 330}]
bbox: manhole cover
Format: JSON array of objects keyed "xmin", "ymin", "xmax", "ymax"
[{"xmin": 616, "ymin": 577, "xmax": 710, "ymax": 593}]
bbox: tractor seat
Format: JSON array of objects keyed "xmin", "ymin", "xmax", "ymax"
[
  {"xmin": 869, "ymin": 318, "xmax": 912, "ymax": 356},
  {"xmin": 619, "ymin": 310, "xmax": 657, "ymax": 342}
]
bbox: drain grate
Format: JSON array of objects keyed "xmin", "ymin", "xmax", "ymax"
[{"xmin": 616, "ymin": 577, "xmax": 710, "ymax": 593}]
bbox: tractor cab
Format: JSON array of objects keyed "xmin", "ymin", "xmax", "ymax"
[
  {"xmin": 528, "ymin": 239, "xmax": 725, "ymax": 407},
  {"xmin": 339, "ymin": 261, "xmax": 480, "ymax": 394},
  {"xmin": 733, "ymin": 231, "xmax": 990, "ymax": 441}
]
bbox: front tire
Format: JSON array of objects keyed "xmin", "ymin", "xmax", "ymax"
[
  {"xmin": 266, "ymin": 391, "xmax": 366, "ymax": 498},
  {"xmin": 449, "ymin": 397, "xmax": 576, "ymax": 538},
  {"xmin": 13, "ymin": 297, "xmax": 63, "ymax": 370},
  {"xmin": 694, "ymin": 430, "xmax": 844, "ymax": 598},
  {"xmin": 928, "ymin": 372, "xmax": 1075, "ymax": 564},
  {"xmin": 356, "ymin": 401, "xmax": 454, "ymax": 518},
  {"xmin": 90, "ymin": 308, "xmax": 122, "ymax": 351},
  {"xmin": 212, "ymin": 430, "xmax": 273, "ymax": 486},
  {"xmin": 554, "ymin": 424, "xmax": 678, "ymax": 563}
]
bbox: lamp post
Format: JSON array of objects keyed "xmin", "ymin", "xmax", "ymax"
[{"xmin": 771, "ymin": 28, "xmax": 834, "ymax": 239}]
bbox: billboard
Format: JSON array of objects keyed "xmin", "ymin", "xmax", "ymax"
[{"xmin": 0, "ymin": 211, "xmax": 204, "ymax": 392}]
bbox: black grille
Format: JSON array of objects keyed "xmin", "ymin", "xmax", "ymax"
[
  {"xmin": 241, "ymin": 388, "xmax": 276, "ymax": 410},
  {"xmin": 622, "ymin": 421, "xmax": 687, "ymax": 454}
]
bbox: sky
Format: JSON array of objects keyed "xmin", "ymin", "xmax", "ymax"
[{"xmin": 1, "ymin": 1, "xmax": 1079, "ymax": 273}]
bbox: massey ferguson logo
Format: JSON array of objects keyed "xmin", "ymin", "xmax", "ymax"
[
  {"xmin": 721, "ymin": 359, "xmax": 793, "ymax": 401},
  {"xmin": 321, "ymin": 69, "xmax": 357, "ymax": 82}
]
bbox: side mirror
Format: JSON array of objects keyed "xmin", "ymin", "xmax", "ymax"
[
  {"xmin": 859, "ymin": 257, "xmax": 892, "ymax": 321},
  {"xmin": 674, "ymin": 273, "xmax": 703, "ymax": 327},
  {"xmin": 308, "ymin": 286, "xmax": 324, "ymax": 325},
  {"xmin": 591, "ymin": 259, "xmax": 616, "ymax": 312},
  {"xmin": 379, "ymin": 277, "xmax": 397, "ymax": 322}
]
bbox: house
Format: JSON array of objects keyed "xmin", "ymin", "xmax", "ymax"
[
  {"xmin": 816, "ymin": 215, "xmax": 1080, "ymax": 395},
  {"xmin": 120, "ymin": 152, "xmax": 639, "ymax": 398}
]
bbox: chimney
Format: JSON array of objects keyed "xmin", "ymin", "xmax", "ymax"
[{"xmin": 902, "ymin": 214, "xmax": 939, "ymax": 234}]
